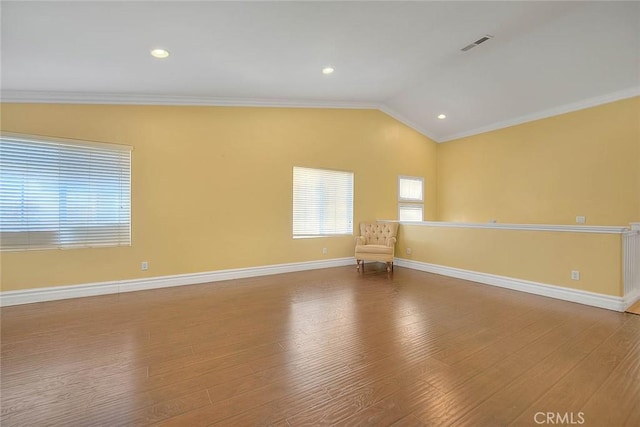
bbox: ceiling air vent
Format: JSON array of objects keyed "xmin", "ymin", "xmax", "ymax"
[{"xmin": 460, "ymin": 34, "xmax": 494, "ymax": 52}]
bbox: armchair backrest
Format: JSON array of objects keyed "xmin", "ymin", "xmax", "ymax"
[{"xmin": 359, "ymin": 222, "xmax": 398, "ymax": 245}]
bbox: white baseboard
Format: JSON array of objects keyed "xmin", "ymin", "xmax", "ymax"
[
  {"xmin": 395, "ymin": 258, "xmax": 627, "ymax": 312},
  {"xmin": 0, "ymin": 257, "xmax": 354, "ymax": 307},
  {"xmin": 2, "ymin": 256, "xmax": 631, "ymax": 312},
  {"xmin": 623, "ymin": 289, "xmax": 640, "ymax": 311}
]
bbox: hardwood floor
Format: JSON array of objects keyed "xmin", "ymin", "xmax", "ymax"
[
  {"xmin": 1, "ymin": 264, "xmax": 639, "ymax": 426},
  {"xmin": 627, "ymin": 299, "xmax": 640, "ymax": 315}
]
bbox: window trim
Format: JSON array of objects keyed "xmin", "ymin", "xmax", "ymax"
[
  {"xmin": 398, "ymin": 175, "xmax": 424, "ymax": 222},
  {"xmin": 292, "ymin": 166, "xmax": 354, "ymax": 239},
  {"xmin": 0, "ymin": 132, "xmax": 132, "ymax": 251},
  {"xmin": 2, "ymin": 132, "xmax": 132, "ymax": 153},
  {"xmin": 398, "ymin": 175, "xmax": 424, "ymax": 202},
  {"xmin": 398, "ymin": 203, "xmax": 424, "ymax": 222}
]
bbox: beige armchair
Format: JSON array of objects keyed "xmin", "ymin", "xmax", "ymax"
[{"xmin": 355, "ymin": 222, "xmax": 398, "ymax": 272}]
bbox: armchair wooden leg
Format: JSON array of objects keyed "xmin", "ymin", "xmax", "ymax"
[
  {"xmin": 356, "ymin": 259, "xmax": 361, "ymax": 271},
  {"xmin": 386, "ymin": 262, "xmax": 392, "ymax": 272}
]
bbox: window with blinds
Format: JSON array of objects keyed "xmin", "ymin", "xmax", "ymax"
[
  {"xmin": 398, "ymin": 175, "xmax": 423, "ymax": 222},
  {"xmin": 293, "ymin": 166, "xmax": 354, "ymax": 238},
  {"xmin": 0, "ymin": 133, "xmax": 132, "ymax": 250}
]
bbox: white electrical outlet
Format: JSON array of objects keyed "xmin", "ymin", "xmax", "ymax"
[
  {"xmin": 406, "ymin": 248, "xmax": 412, "ymax": 255},
  {"xmin": 576, "ymin": 216, "xmax": 586, "ymax": 224},
  {"xmin": 141, "ymin": 261, "xmax": 148, "ymax": 271},
  {"xmin": 571, "ymin": 270, "xmax": 580, "ymax": 280}
]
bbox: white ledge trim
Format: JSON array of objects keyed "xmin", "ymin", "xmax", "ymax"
[
  {"xmin": 0, "ymin": 257, "xmax": 353, "ymax": 307},
  {"xmin": 388, "ymin": 220, "xmax": 629, "ymax": 234},
  {"xmin": 396, "ymin": 258, "xmax": 628, "ymax": 312}
]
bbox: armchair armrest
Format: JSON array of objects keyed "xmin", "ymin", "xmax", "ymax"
[
  {"xmin": 385, "ymin": 237, "xmax": 397, "ymax": 247},
  {"xmin": 355, "ymin": 236, "xmax": 366, "ymax": 246}
]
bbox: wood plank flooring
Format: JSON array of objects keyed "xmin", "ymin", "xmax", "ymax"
[
  {"xmin": 1, "ymin": 264, "xmax": 639, "ymax": 426},
  {"xmin": 626, "ymin": 299, "xmax": 640, "ymax": 315}
]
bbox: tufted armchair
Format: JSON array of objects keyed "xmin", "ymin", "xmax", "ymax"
[{"xmin": 355, "ymin": 222, "xmax": 399, "ymax": 272}]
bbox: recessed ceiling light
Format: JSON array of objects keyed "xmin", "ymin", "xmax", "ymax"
[
  {"xmin": 437, "ymin": 114, "xmax": 447, "ymax": 119},
  {"xmin": 150, "ymin": 48, "xmax": 170, "ymax": 59},
  {"xmin": 322, "ymin": 66, "xmax": 335, "ymax": 75}
]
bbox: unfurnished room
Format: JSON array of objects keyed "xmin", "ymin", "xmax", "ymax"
[{"xmin": 1, "ymin": 1, "xmax": 639, "ymax": 426}]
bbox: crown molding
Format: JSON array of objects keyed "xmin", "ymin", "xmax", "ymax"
[
  {"xmin": 2, "ymin": 87, "xmax": 638, "ymax": 144},
  {"xmin": 377, "ymin": 104, "xmax": 441, "ymax": 142},
  {"xmin": 439, "ymin": 86, "xmax": 640, "ymax": 142},
  {"xmin": 0, "ymin": 89, "xmax": 441, "ymax": 141},
  {"xmin": 0, "ymin": 90, "xmax": 380, "ymax": 110}
]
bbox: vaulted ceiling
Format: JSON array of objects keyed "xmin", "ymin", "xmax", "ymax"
[{"xmin": 2, "ymin": 1, "xmax": 639, "ymax": 142}]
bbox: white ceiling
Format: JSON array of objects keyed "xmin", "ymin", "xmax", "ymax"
[{"xmin": 2, "ymin": 1, "xmax": 639, "ymax": 142}]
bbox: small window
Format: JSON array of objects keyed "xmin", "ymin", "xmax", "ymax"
[
  {"xmin": 0, "ymin": 133, "xmax": 132, "ymax": 250},
  {"xmin": 399, "ymin": 176, "xmax": 423, "ymax": 202},
  {"xmin": 293, "ymin": 166, "xmax": 354, "ymax": 238},
  {"xmin": 399, "ymin": 203, "xmax": 423, "ymax": 222},
  {"xmin": 398, "ymin": 175, "xmax": 423, "ymax": 222}
]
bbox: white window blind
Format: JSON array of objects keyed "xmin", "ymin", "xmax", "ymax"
[
  {"xmin": 293, "ymin": 166, "xmax": 353, "ymax": 238},
  {"xmin": 398, "ymin": 175, "xmax": 424, "ymax": 222},
  {"xmin": 398, "ymin": 176, "xmax": 423, "ymax": 201},
  {"xmin": 399, "ymin": 203, "xmax": 423, "ymax": 222},
  {"xmin": 0, "ymin": 133, "xmax": 132, "ymax": 250}
]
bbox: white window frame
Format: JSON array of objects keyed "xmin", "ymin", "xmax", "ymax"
[
  {"xmin": 0, "ymin": 133, "xmax": 132, "ymax": 251},
  {"xmin": 292, "ymin": 166, "xmax": 354, "ymax": 238},
  {"xmin": 398, "ymin": 175, "xmax": 424, "ymax": 222}
]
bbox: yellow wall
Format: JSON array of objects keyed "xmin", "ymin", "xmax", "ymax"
[
  {"xmin": 397, "ymin": 224, "xmax": 623, "ymax": 296},
  {"xmin": 2, "ymin": 97, "xmax": 637, "ymax": 297},
  {"xmin": 436, "ymin": 97, "xmax": 640, "ymax": 226},
  {"xmin": 0, "ymin": 103, "xmax": 437, "ymax": 291}
]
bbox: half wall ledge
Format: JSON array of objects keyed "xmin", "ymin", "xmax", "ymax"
[{"xmin": 388, "ymin": 220, "xmax": 640, "ymax": 311}]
